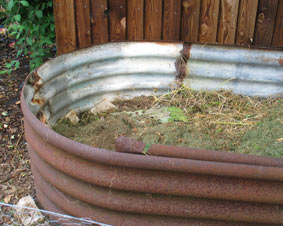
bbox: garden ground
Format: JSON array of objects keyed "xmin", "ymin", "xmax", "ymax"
[{"xmin": 0, "ymin": 34, "xmax": 35, "ymax": 205}]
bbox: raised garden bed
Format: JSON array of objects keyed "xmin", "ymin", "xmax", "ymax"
[
  {"xmin": 53, "ymin": 88, "xmax": 283, "ymax": 159},
  {"xmin": 22, "ymin": 42, "xmax": 283, "ymax": 225}
]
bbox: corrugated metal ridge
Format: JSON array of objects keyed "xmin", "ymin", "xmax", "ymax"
[
  {"xmin": 186, "ymin": 44, "xmax": 283, "ymax": 97},
  {"xmin": 29, "ymin": 146, "xmax": 283, "ymax": 206},
  {"xmin": 36, "ymin": 182, "xmax": 257, "ymax": 226},
  {"xmin": 188, "ymin": 44, "xmax": 283, "ymax": 66},
  {"xmin": 32, "ymin": 164, "xmax": 282, "ymax": 225},
  {"xmin": 23, "ymin": 42, "xmax": 283, "ymax": 124}
]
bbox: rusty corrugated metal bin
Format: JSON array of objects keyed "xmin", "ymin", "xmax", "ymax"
[{"xmin": 21, "ymin": 42, "xmax": 283, "ymax": 226}]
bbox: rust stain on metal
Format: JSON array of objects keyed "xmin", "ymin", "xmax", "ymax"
[
  {"xmin": 32, "ymin": 165, "xmax": 283, "ymax": 224},
  {"xmin": 175, "ymin": 43, "xmax": 191, "ymax": 81},
  {"xmin": 31, "ymin": 97, "xmax": 45, "ymax": 106},
  {"xmin": 279, "ymin": 58, "xmax": 283, "ymax": 66},
  {"xmin": 116, "ymin": 136, "xmax": 145, "ymax": 154},
  {"xmin": 182, "ymin": 43, "xmax": 192, "ymax": 60},
  {"xmin": 36, "ymin": 180, "xmax": 252, "ymax": 226},
  {"xmin": 28, "ymin": 70, "xmax": 46, "ymax": 107},
  {"xmin": 37, "ymin": 112, "xmax": 47, "ymax": 125},
  {"xmin": 28, "ymin": 70, "xmax": 43, "ymax": 92}
]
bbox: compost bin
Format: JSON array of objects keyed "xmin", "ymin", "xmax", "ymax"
[{"xmin": 21, "ymin": 42, "xmax": 283, "ymax": 225}]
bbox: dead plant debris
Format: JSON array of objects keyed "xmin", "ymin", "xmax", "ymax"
[
  {"xmin": 53, "ymin": 85, "xmax": 283, "ymax": 159},
  {"xmin": 0, "ymin": 35, "xmax": 35, "ymax": 205}
]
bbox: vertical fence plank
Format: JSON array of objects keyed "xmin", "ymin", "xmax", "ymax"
[
  {"xmin": 53, "ymin": 0, "xmax": 77, "ymax": 55},
  {"xmin": 217, "ymin": 0, "xmax": 239, "ymax": 44},
  {"xmin": 254, "ymin": 0, "xmax": 278, "ymax": 46},
  {"xmin": 54, "ymin": 0, "xmax": 279, "ymax": 51},
  {"xmin": 181, "ymin": 0, "xmax": 201, "ymax": 42},
  {"xmin": 144, "ymin": 0, "xmax": 162, "ymax": 40},
  {"xmin": 272, "ymin": 0, "xmax": 283, "ymax": 47},
  {"xmin": 162, "ymin": 0, "xmax": 182, "ymax": 40},
  {"xmin": 236, "ymin": 0, "xmax": 259, "ymax": 46},
  {"xmin": 199, "ymin": 0, "xmax": 220, "ymax": 43},
  {"xmin": 127, "ymin": 0, "xmax": 144, "ymax": 40},
  {"xmin": 109, "ymin": 0, "xmax": 127, "ymax": 41},
  {"xmin": 75, "ymin": 0, "xmax": 92, "ymax": 48},
  {"xmin": 90, "ymin": 0, "xmax": 108, "ymax": 44}
]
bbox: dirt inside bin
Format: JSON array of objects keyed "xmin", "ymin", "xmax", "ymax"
[{"xmin": 53, "ymin": 85, "xmax": 283, "ymax": 158}]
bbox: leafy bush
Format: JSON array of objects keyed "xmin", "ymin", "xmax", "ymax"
[{"xmin": 1, "ymin": 0, "xmax": 55, "ymax": 70}]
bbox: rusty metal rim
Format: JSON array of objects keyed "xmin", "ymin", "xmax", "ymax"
[
  {"xmin": 36, "ymin": 191, "xmax": 276, "ymax": 226},
  {"xmin": 116, "ymin": 137, "xmax": 283, "ymax": 168},
  {"xmin": 22, "ymin": 95, "xmax": 283, "ymax": 181},
  {"xmin": 27, "ymin": 127, "xmax": 283, "ymax": 205},
  {"xmin": 35, "ymin": 189, "xmax": 247, "ymax": 226},
  {"xmin": 35, "ymin": 193, "xmax": 97, "ymax": 226},
  {"xmin": 35, "ymin": 177, "xmax": 276, "ymax": 226},
  {"xmin": 30, "ymin": 155, "xmax": 283, "ymax": 223}
]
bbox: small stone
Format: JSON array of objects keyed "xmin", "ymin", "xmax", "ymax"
[
  {"xmin": 2, "ymin": 111, "xmax": 8, "ymax": 116},
  {"xmin": 16, "ymin": 196, "xmax": 45, "ymax": 226},
  {"xmin": 4, "ymin": 194, "xmax": 13, "ymax": 203},
  {"xmin": 65, "ymin": 110, "xmax": 79, "ymax": 124},
  {"xmin": 91, "ymin": 98, "xmax": 117, "ymax": 115}
]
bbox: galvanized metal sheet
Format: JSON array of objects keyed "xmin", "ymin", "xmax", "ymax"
[
  {"xmin": 24, "ymin": 42, "xmax": 283, "ymax": 125},
  {"xmin": 186, "ymin": 44, "xmax": 283, "ymax": 97}
]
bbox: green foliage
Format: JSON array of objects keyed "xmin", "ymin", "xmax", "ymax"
[
  {"xmin": 142, "ymin": 144, "xmax": 151, "ymax": 155},
  {"xmin": 1, "ymin": 0, "xmax": 55, "ymax": 71},
  {"xmin": 167, "ymin": 107, "xmax": 188, "ymax": 122},
  {"xmin": 236, "ymin": 100, "xmax": 283, "ymax": 159}
]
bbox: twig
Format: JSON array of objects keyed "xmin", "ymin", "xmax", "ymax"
[
  {"xmin": 213, "ymin": 121, "xmax": 252, "ymax": 126},
  {"xmin": 13, "ymin": 133, "xmax": 22, "ymax": 152}
]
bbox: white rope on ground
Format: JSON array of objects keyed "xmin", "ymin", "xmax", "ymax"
[{"xmin": 0, "ymin": 202, "xmax": 113, "ymax": 226}]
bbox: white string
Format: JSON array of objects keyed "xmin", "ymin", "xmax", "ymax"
[{"xmin": 0, "ymin": 202, "xmax": 113, "ymax": 226}]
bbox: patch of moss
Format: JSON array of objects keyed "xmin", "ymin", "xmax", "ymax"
[{"xmin": 236, "ymin": 100, "xmax": 283, "ymax": 158}]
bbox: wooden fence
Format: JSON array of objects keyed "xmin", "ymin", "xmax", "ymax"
[{"xmin": 53, "ymin": 0, "xmax": 283, "ymax": 55}]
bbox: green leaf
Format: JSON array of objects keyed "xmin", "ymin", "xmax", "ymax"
[
  {"xmin": 167, "ymin": 107, "xmax": 188, "ymax": 122},
  {"xmin": 35, "ymin": 10, "xmax": 43, "ymax": 18},
  {"xmin": 20, "ymin": 1, "xmax": 29, "ymax": 6},
  {"xmin": 50, "ymin": 23, "xmax": 55, "ymax": 31},
  {"xmin": 7, "ymin": 0, "xmax": 14, "ymax": 10},
  {"xmin": 143, "ymin": 144, "xmax": 151, "ymax": 155},
  {"xmin": 0, "ymin": 70, "xmax": 9, "ymax": 75},
  {"xmin": 6, "ymin": 63, "xmax": 12, "ymax": 69},
  {"xmin": 27, "ymin": 37, "xmax": 33, "ymax": 45},
  {"xmin": 15, "ymin": 61, "xmax": 20, "ymax": 69},
  {"xmin": 14, "ymin": 14, "xmax": 21, "ymax": 22},
  {"xmin": 4, "ymin": 0, "xmax": 55, "ymax": 72},
  {"xmin": 17, "ymin": 49, "xmax": 23, "ymax": 57}
]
